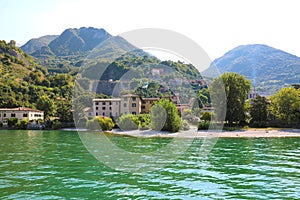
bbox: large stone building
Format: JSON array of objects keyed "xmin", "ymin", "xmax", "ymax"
[
  {"xmin": 120, "ymin": 94, "xmax": 142, "ymax": 115},
  {"xmin": 91, "ymin": 94, "xmax": 193, "ymax": 118},
  {"xmin": 0, "ymin": 107, "xmax": 44, "ymax": 126},
  {"xmin": 93, "ymin": 98, "xmax": 121, "ymax": 117}
]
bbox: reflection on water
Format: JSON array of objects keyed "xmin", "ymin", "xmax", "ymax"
[{"xmin": 1, "ymin": 130, "xmax": 300, "ymax": 199}]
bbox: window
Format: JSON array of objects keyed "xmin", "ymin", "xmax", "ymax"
[
  {"xmin": 96, "ymin": 112, "xmax": 98, "ymax": 116},
  {"xmin": 11, "ymin": 113, "xmax": 16, "ymax": 117},
  {"xmin": 123, "ymin": 103, "xmax": 127, "ymax": 107},
  {"xmin": 102, "ymin": 102, "xmax": 106, "ymax": 105},
  {"xmin": 95, "ymin": 102, "xmax": 99, "ymax": 105},
  {"xmin": 109, "ymin": 102, "xmax": 112, "ymax": 105},
  {"xmin": 132, "ymin": 112, "xmax": 137, "ymax": 115},
  {"xmin": 23, "ymin": 113, "xmax": 28, "ymax": 117},
  {"xmin": 132, "ymin": 97, "xmax": 136, "ymax": 101},
  {"xmin": 110, "ymin": 112, "xmax": 112, "ymax": 117},
  {"xmin": 0, "ymin": 114, "xmax": 1, "ymax": 117},
  {"xmin": 141, "ymin": 106, "xmax": 146, "ymax": 109},
  {"xmin": 132, "ymin": 103, "xmax": 136, "ymax": 107},
  {"xmin": 4, "ymin": 113, "xmax": 6, "ymax": 117},
  {"xmin": 109, "ymin": 107, "xmax": 112, "ymax": 110},
  {"xmin": 96, "ymin": 107, "xmax": 98, "ymax": 110},
  {"xmin": 142, "ymin": 101, "xmax": 146, "ymax": 104},
  {"xmin": 102, "ymin": 107, "xmax": 106, "ymax": 110},
  {"xmin": 102, "ymin": 112, "xmax": 105, "ymax": 116}
]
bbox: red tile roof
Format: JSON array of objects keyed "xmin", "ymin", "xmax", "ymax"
[{"xmin": 0, "ymin": 107, "xmax": 43, "ymax": 112}]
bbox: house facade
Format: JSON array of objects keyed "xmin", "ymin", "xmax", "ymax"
[
  {"xmin": 0, "ymin": 107, "xmax": 44, "ymax": 126},
  {"xmin": 141, "ymin": 98, "xmax": 159, "ymax": 114},
  {"xmin": 93, "ymin": 98, "xmax": 121, "ymax": 117},
  {"xmin": 120, "ymin": 94, "xmax": 141, "ymax": 115}
]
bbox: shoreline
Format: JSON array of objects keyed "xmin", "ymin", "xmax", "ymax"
[{"xmin": 106, "ymin": 127, "xmax": 300, "ymax": 138}]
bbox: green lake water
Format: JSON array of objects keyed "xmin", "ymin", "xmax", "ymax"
[{"xmin": 1, "ymin": 130, "xmax": 300, "ymax": 199}]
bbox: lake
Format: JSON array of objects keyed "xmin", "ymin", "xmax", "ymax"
[{"xmin": 1, "ymin": 130, "xmax": 300, "ymax": 199}]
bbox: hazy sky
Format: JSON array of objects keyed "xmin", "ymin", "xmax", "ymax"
[{"xmin": 1, "ymin": 0, "xmax": 300, "ymax": 61}]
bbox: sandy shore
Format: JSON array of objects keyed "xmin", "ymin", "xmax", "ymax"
[{"xmin": 110, "ymin": 127, "xmax": 300, "ymax": 138}]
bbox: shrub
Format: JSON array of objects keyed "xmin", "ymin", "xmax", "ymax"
[
  {"xmin": 16, "ymin": 119, "xmax": 29, "ymax": 129},
  {"xmin": 8, "ymin": 118, "xmax": 18, "ymax": 127},
  {"xmin": 201, "ymin": 112, "xmax": 212, "ymax": 122},
  {"xmin": 86, "ymin": 117, "xmax": 115, "ymax": 131},
  {"xmin": 117, "ymin": 114, "xmax": 139, "ymax": 130},
  {"xmin": 98, "ymin": 117, "xmax": 114, "ymax": 131},
  {"xmin": 198, "ymin": 121, "xmax": 210, "ymax": 130},
  {"xmin": 180, "ymin": 119, "xmax": 190, "ymax": 131},
  {"xmin": 137, "ymin": 114, "xmax": 151, "ymax": 129},
  {"xmin": 52, "ymin": 120, "xmax": 62, "ymax": 129}
]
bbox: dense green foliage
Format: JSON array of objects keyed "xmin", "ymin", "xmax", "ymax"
[
  {"xmin": 86, "ymin": 116, "xmax": 114, "ymax": 131},
  {"xmin": 250, "ymin": 95, "xmax": 268, "ymax": 127},
  {"xmin": 270, "ymin": 87, "xmax": 300, "ymax": 126},
  {"xmin": 150, "ymin": 99, "xmax": 181, "ymax": 133},
  {"xmin": 210, "ymin": 73, "xmax": 251, "ymax": 125},
  {"xmin": 0, "ymin": 40, "xmax": 75, "ymax": 122},
  {"xmin": 117, "ymin": 114, "xmax": 139, "ymax": 130}
]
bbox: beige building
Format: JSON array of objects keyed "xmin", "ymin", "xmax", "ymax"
[
  {"xmin": 120, "ymin": 94, "xmax": 141, "ymax": 115},
  {"xmin": 93, "ymin": 98, "xmax": 121, "ymax": 117},
  {"xmin": 0, "ymin": 107, "xmax": 44, "ymax": 125},
  {"xmin": 141, "ymin": 98, "xmax": 159, "ymax": 113}
]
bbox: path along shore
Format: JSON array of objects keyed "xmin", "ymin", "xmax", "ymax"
[{"xmin": 110, "ymin": 127, "xmax": 300, "ymax": 138}]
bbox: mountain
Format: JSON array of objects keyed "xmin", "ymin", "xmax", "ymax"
[
  {"xmin": 21, "ymin": 35, "xmax": 58, "ymax": 54},
  {"xmin": 203, "ymin": 44, "xmax": 300, "ymax": 93},
  {"xmin": 48, "ymin": 27, "xmax": 111, "ymax": 56},
  {"xmin": 22, "ymin": 27, "xmax": 146, "ymax": 73}
]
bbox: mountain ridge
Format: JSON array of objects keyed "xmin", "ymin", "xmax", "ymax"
[{"xmin": 203, "ymin": 44, "xmax": 300, "ymax": 93}]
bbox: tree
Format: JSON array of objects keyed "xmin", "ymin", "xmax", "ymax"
[
  {"xmin": 56, "ymin": 100, "xmax": 73, "ymax": 122},
  {"xmin": 36, "ymin": 95, "xmax": 56, "ymax": 119},
  {"xmin": 210, "ymin": 73, "xmax": 251, "ymax": 125},
  {"xmin": 270, "ymin": 87, "xmax": 300, "ymax": 125},
  {"xmin": 250, "ymin": 95, "xmax": 268, "ymax": 127},
  {"xmin": 150, "ymin": 99, "xmax": 181, "ymax": 132}
]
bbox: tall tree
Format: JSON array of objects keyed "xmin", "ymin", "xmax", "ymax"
[
  {"xmin": 210, "ymin": 73, "xmax": 251, "ymax": 125},
  {"xmin": 150, "ymin": 99, "xmax": 181, "ymax": 132},
  {"xmin": 270, "ymin": 87, "xmax": 300, "ymax": 125},
  {"xmin": 250, "ymin": 95, "xmax": 268, "ymax": 127},
  {"xmin": 36, "ymin": 95, "xmax": 56, "ymax": 119}
]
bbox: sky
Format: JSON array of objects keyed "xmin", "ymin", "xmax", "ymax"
[{"xmin": 1, "ymin": 0, "xmax": 300, "ymax": 62}]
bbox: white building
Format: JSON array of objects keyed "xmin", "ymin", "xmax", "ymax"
[{"xmin": 0, "ymin": 107, "xmax": 44, "ymax": 126}]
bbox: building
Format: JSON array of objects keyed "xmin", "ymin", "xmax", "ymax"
[
  {"xmin": 93, "ymin": 98, "xmax": 121, "ymax": 117},
  {"xmin": 0, "ymin": 107, "xmax": 44, "ymax": 126},
  {"xmin": 141, "ymin": 98, "xmax": 159, "ymax": 113},
  {"xmin": 120, "ymin": 94, "xmax": 141, "ymax": 115}
]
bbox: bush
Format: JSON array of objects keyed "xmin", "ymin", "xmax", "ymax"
[
  {"xmin": 201, "ymin": 112, "xmax": 212, "ymax": 122},
  {"xmin": 8, "ymin": 118, "xmax": 18, "ymax": 127},
  {"xmin": 198, "ymin": 121, "xmax": 220, "ymax": 130},
  {"xmin": 16, "ymin": 119, "xmax": 29, "ymax": 129},
  {"xmin": 180, "ymin": 119, "xmax": 190, "ymax": 131},
  {"xmin": 117, "ymin": 114, "xmax": 139, "ymax": 130},
  {"xmin": 137, "ymin": 114, "xmax": 151, "ymax": 129},
  {"xmin": 52, "ymin": 120, "xmax": 62, "ymax": 129},
  {"xmin": 249, "ymin": 121, "xmax": 267, "ymax": 128},
  {"xmin": 86, "ymin": 117, "xmax": 114, "ymax": 131},
  {"xmin": 198, "ymin": 121, "xmax": 210, "ymax": 130}
]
